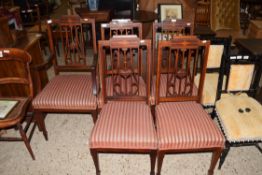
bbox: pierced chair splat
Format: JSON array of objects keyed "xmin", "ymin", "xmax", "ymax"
[
  {"xmin": 152, "ymin": 19, "xmax": 194, "ymax": 75},
  {"xmin": 101, "ymin": 19, "xmax": 143, "ymax": 40},
  {"xmin": 215, "ymin": 55, "xmax": 262, "ymax": 169},
  {"xmin": 154, "ymin": 37, "xmax": 225, "ymax": 175},
  {"xmin": 0, "ymin": 48, "xmax": 47, "ymax": 160},
  {"xmin": 32, "ymin": 15, "xmax": 98, "ymax": 140},
  {"xmin": 89, "ymin": 36, "xmax": 157, "ymax": 175}
]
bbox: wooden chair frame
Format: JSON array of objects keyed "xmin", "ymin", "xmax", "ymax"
[
  {"xmin": 32, "ymin": 15, "xmax": 98, "ymax": 140},
  {"xmin": 0, "ymin": 48, "xmax": 47, "ymax": 160},
  {"xmin": 199, "ymin": 37, "xmax": 232, "ymax": 114},
  {"xmin": 214, "ymin": 54, "xmax": 262, "ymax": 169},
  {"xmin": 90, "ymin": 37, "xmax": 157, "ymax": 175},
  {"xmin": 154, "ymin": 37, "xmax": 224, "ymax": 175}
]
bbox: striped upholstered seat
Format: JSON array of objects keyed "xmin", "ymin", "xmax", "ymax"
[
  {"xmin": 33, "ymin": 75, "xmax": 97, "ymax": 111},
  {"xmin": 90, "ymin": 101, "xmax": 158, "ymax": 150},
  {"xmin": 156, "ymin": 101, "xmax": 224, "ymax": 150}
]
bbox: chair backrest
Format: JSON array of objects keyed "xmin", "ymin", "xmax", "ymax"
[
  {"xmin": 206, "ymin": 37, "xmax": 231, "ymax": 72},
  {"xmin": 20, "ymin": 4, "xmax": 42, "ymax": 32},
  {"xmin": 46, "ymin": 15, "xmax": 97, "ymax": 75},
  {"xmin": 101, "ymin": 19, "xmax": 142, "ymax": 40},
  {"xmin": 194, "ymin": 0, "xmax": 211, "ymax": 27},
  {"xmin": 155, "ymin": 36, "xmax": 210, "ymax": 104},
  {"xmin": 194, "ymin": 36, "xmax": 232, "ymax": 106},
  {"xmin": 98, "ymin": 36, "xmax": 151, "ymax": 104},
  {"xmin": 152, "ymin": 19, "xmax": 194, "ymax": 74},
  {"xmin": 153, "ymin": 19, "xmax": 194, "ymax": 47},
  {"xmin": 0, "ymin": 48, "xmax": 33, "ymax": 98},
  {"xmin": 217, "ymin": 54, "xmax": 262, "ymax": 99}
]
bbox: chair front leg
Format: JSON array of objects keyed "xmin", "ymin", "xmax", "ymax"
[
  {"xmin": 150, "ymin": 150, "xmax": 157, "ymax": 175},
  {"xmin": 156, "ymin": 151, "xmax": 165, "ymax": 175},
  {"xmin": 208, "ymin": 148, "xmax": 223, "ymax": 175},
  {"xmin": 218, "ymin": 146, "xmax": 230, "ymax": 169},
  {"xmin": 90, "ymin": 149, "xmax": 100, "ymax": 175}
]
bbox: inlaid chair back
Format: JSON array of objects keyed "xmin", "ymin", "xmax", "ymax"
[
  {"xmin": 0, "ymin": 48, "xmax": 47, "ymax": 160},
  {"xmin": 152, "ymin": 19, "xmax": 194, "ymax": 74},
  {"xmin": 32, "ymin": 15, "xmax": 98, "ymax": 133},
  {"xmin": 215, "ymin": 55, "xmax": 262, "ymax": 169},
  {"xmin": 99, "ymin": 36, "xmax": 151, "ymax": 104},
  {"xmin": 0, "ymin": 48, "xmax": 33, "ymax": 98},
  {"xmin": 90, "ymin": 36, "xmax": 157, "ymax": 175},
  {"xmin": 155, "ymin": 36, "xmax": 210, "ymax": 104},
  {"xmin": 101, "ymin": 20, "xmax": 142, "ymax": 40},
  {"xmin": 47, "ymin": 15, "xmax": 97, "ymax": 74}
]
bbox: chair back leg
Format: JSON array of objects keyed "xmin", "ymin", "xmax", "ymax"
[
  {"xmin": 17, "ymin": 123, "xmax": 35, "ymax": 160},
  {"xmin": 218, "ymin": 146, "xmax": 230, "ymax": 169},
  {"xmin": 34, "ymin": 111, "xmax": 48, "ymax": 141},
  {"xmin": 208, "ymin": 148, "xmax": 223, "ymax": 175}
]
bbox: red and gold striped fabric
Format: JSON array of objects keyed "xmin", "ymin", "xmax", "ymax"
[
  {"xmin": 90, "ymin": 101, "xmax": 157, "ymax": 150},
  {"xmin": 156, "ymin": 101, "xmax": 224, "ymax": 150},
  {"xmin": 32, "ymin": 75, "xmax": 97, "ymax": 111}
]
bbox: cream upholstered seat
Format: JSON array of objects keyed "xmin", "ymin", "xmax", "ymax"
[
  {"xmin": 215, "ymin": 55, "xmax": 262, "ymax": 169},
  {"xmin": 216, "ymin": 93, "xmax": 262, "ymax": 142}
]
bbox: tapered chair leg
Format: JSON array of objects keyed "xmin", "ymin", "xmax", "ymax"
[
  {"xmin": 17, "ymin": 123, "xmax": 35, "ymax": 160},
  {"xmin": 218, "ymin": 146, "xmax": 230, "ymax": 169},
  {"xmin": 208, "ymin": 148, "xmax": 223, "ymax": 175},
  {"xmin": 91, "ymin": 110, "xmax": 98, "ymax": 123},
  {"xmin": 150, "ymin": 151, "xmax": 157, "ymax": 175},
  {"xmin": 255, "ymin": 144, "xmax": 262, "ymax": 153},
  {"xmin": 156, "ymin": 152, "xmax": 165, "ymax": 175},
  {"xmin": 90, "ymin": 149, "xmax": 100, "ymax": 175},
  {"xmin": 34, "ymin": 111, "xmax": 48, "ymax": 141}
]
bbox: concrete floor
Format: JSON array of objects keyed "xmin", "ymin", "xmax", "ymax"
[
  {"xmin": 1, "ymin": 1, "xmax": 262, "ymax": 175},
  {"xmin": 0, "ymin": 114, "xmax": 262, "ymax": 175}
]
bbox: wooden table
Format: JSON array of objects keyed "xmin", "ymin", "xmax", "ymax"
[{"xmin": 0, "ymin": 33, "xmax": 49, "ymax": 97}]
